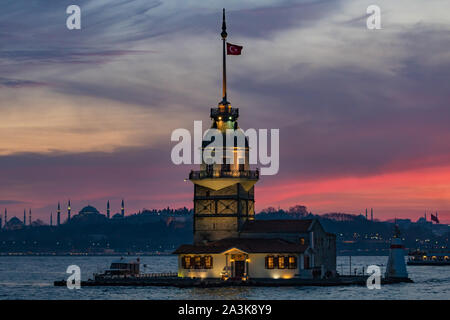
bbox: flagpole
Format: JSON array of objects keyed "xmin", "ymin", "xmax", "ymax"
[{"xmin": 221, "ymin": 8, "xmax": 228, "ymax": 105}]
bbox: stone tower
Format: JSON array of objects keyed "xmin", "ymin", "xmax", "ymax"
[{"xmin": 189, "ymin": 9, "xmax": 259, "ymax": 244}]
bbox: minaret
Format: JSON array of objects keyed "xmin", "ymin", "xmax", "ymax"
[
  {"xmin": 4, "ymin": 208, "xmax": 7, "ymax": 228},
  {"xmin": 23, "ymin": 209, "xmax": 26, "ymax": 225},
  {"xmin": 107, "ymin": 200, "xmax": 110, "ymax": 219},
  {"xmin": 67, "ymin": 199, "xmax": 71, "ymax": 222},
  {"xmin": 57, "ymin": 202, "xmax": 61, "ymax": 226},
  {"xmin": 371, "ymin": 208, "xmax": 373, "ymax": 221},
  {"xmin": 50, "ymin": 212, "xmax": 53, "ymax": 226},
  {"xmin": 385, "ymin": 225, "xmax": 409, "ymax": 281},
  {"xmin": 189, "ymin": 9, "xmax": 259, "ymax": 243},
  {"xmin": 121, "ymin": 199, "xmax": 125, "ymax": 217},
  {"xmin": 365, "ymin": 208, "xmax": 368, "ymax": 220},
  {"xmin": 29, "ymin": 209, "xmax": 32, "ymax": 226}
]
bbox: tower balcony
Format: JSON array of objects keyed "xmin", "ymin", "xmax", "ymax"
[
  {"xmin": 189, "ymin": 169, "xmax": 259, "ymax": 180},
  {"xmin": 210, "ymin": 107, "xmax": 239, "ymax": 121}
]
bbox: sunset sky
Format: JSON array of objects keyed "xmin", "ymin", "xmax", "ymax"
[{"xmin": 1, "ymin": 0, "xmax": 449, "ymax": 223}]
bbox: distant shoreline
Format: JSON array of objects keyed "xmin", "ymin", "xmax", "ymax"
[
  {"xmin": 0, "ymin": 253, "xmax": 390, "ymax": 257},
  {"xmin": 0, "ymin": 252, "xmax": 174, "ymax": 257}
]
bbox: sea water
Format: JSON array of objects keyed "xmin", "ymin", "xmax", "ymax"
[{"xmin": 0, "ymin": 255, "xmax": 448, "ymax": 299}]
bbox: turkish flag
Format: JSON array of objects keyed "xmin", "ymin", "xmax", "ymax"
[
  {"xmin": 431, "ymin": 214, "xmax": 439, "ymax": 224},
  {"xmin": 227, "ymin": 43, "xmax": 243, "ymax": 55}
]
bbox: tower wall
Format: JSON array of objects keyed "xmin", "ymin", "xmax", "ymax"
[{"xmin": 193, "ymin": 184, "xmax": 255, "ymax": 244}]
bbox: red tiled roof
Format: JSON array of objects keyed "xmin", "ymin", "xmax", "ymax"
[
  {"xmin": 240, "ymin": 219, "xmax": 314, "ymax": 233},
  {"xmin": 173, "ymin": 237, "xmax": 308, "ymax": 254}
]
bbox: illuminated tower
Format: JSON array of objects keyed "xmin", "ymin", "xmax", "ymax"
[
  {"xmin": 121, "ymin": 199, "xmax": 125, "ymax": 217},
  {"xmin": 189, "ymin": 9, "xmax": 259, "ymax": 244},
  {"xmin": 57, "ymin": 202, "xmax": 61, "ymax": 226},
  {"xmin": 67, "ymin": 200, "xmax": 71, "ymax": 221},
  {"xmin": 107, "ymin": 200, "xmax": 110, "ymax": 219}
]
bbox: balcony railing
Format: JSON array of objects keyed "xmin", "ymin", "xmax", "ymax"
[
  {"xmin": 210, "ymin": 107, "xmax": 239, "ymax": 119},
  {"xmin": 189, "ymin": 169, "xmax": 259, "ymax": 180}
]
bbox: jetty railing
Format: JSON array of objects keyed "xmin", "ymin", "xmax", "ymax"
[
  {"xmin": 138, "ymin": 272, "xmax": 178, "ymax": 278},
  {"xmin": 94, "ymin": 272, "xmax": 178, "ymax": 279}
]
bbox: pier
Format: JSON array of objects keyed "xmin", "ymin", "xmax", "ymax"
[{"xmin": 54, "ymin": 275, "xmax": 412, "ymax": 288}]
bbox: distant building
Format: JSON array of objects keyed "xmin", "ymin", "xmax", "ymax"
[
  {"xmin": 69, "ymin": 205, "xmax": 107, "ymax": 224},
  {"xmin": 5, "ymin": 217, "xmax": 24, "ymax": 230},
  {"xmin": 112, "ymin": 213, "xmax": 123, "ymax": 219}
]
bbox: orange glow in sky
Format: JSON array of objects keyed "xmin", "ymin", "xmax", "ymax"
[{"xmin": 257, "ymin": 165, "xmax": 450, "ymax": 223}]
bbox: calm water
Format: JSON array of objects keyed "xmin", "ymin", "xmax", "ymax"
[{"xmin": 0, "ymin": 255, "xmax": 448, "ymax": 299}]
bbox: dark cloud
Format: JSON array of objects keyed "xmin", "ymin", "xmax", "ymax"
[
  {"xmin": 0, "ymin": 49, "xmax": 151, "ymax": 64},
  {"xmin": 0, "ymin": 77, "xmax": 47, "ymax": 88},
  {"xmin": 0, "ymin": 200, "xmax": 27, "ymax": 205}
]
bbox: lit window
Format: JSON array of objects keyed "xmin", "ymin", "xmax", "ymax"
[
  {"xmin": 278, "ymin": 256, "xmax": 285, "ymax": 269},
  {"xmin": 288, "ymin": 256, "xmax": 297, "ymax": 269},
  {"xmin": 183, "ymin": 256, "xmax": 192, "ymax": 269},
  {"xmin": 194, "ymin": 255, "xmax": 202, "ymax": 269},
  {"xmin": 266, "ymin": 256, "xmax": 274, "ymax": 269},
  {"xmin": 299, "ymin": 238, "xmax": 305, "ymax": 245},
  {"xmin": 204, "ymin": 256, "xmax": 213, "ymax": 269}
]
